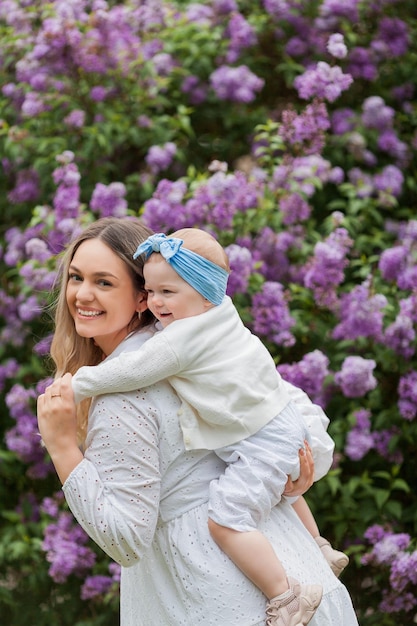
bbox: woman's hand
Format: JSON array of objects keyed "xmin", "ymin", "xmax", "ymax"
[
  {"xmin": 283, "ymin": 441, "xmax": 314, "ymax": 497},
  {"xmin": 37, "ymin": 372, "xmax": 83, "ymax": 484}
]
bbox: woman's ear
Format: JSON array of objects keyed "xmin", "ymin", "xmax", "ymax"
[{"xmin": 136, "ymin": 292, "xmax": 148, "ymax": 313}]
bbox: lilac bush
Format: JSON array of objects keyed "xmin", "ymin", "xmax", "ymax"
[{"xmin": 1, "ymin": 1, "xmax": 417, "ymax": 624}]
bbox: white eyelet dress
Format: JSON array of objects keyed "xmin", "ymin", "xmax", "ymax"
[{"xmin": 62, "ymin": 330, "xmax": 359, "ymax": 626}]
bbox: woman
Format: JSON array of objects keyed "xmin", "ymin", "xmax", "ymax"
[{"xmin": 37, "ymin": 217, "xmax": 359, "ymax": 626}]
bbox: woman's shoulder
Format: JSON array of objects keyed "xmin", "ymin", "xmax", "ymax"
[{"xmin": 113, "ymin": 323, "xmax": 160, "ymax": 355}]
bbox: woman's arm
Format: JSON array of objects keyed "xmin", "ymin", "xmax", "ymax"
[
  {"xmin": 37, "ymin": 373, "xmax": 83, "ymax": 483},
  {"xmin": 37, "ymin": 373, "xmax": 162, "ymax": 567}
]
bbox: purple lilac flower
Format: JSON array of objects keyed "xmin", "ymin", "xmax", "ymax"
[
  {"xmin": 332, "ymin": 280, "xmax": 387, "ymax": 342},
  {"xmin": 8, "ymin": 168, "xmax": 40, "ymax": 204},
  {"xmin": 334, "ymin": 356, "xmax": 377, "ymax": 398},
  {"xmin": 364, "ymin": 524, "xmax": 388, "ymax": 545},
  {"xmin": 224, "ymin": 12, "xmax": 257, "ymax": 63},
  {"xmin": 373, "ymin": 428, "xmax": 403, "ymax": 465},
  {"xmin": 397, "ymin": 371, "xmax": 417, "ymax": 420},
  {"xmin": 327, "ymin": 33, "xmax": 347, "ymax": 59},
  {"xmin": 347, "ymin": 47, "xmax": 378, "ymax": 81},
  {"xmin": 348, "ymin": 167, "xmax": 374, "ymax": 198},
  {"xmin": 152, "ymin": 52, "xmax": 176, "ymax": 76},
  {"xmin": 263, "ymin": 0, "xmax": 298, "ymax": 22},
  {"xmin": 328, "ymin": 166, "xmax": 344, "ymax": 184},
  {"xmin": 285, "ymin": 35, "xmax": 310, "ymax": 58},
  {"xmin": 373, "ymin": 165, "xmax": 404, "ymax": 197},
  {"xmin": 214, "ymin": 0, "xmax": 238, "ymax": 13},
  {"xmin": 4, "ymin": 223, "xmax": 44, "ymax": 266},
  {"xmin": 294, "ymin": 61, "xmax": 353, "ymax": 103},
  {"xmin": 277, "ymin": 350, "xmax": 330, "ymax": 407},
  {"xmin": 145, "ymin": 142, "xmax": 177, "ymax": 174},
  {"xmin": 109, "ymin": 561, "xmax": 121, "ymax": 582},
  {"xmin": 34, "ymin": 334, "xmax": 53, "ymax": 356},
  {"xmin": 5, "ymin": 383, "xmax": 51, "ymax": 479},
  {"xmin": 304, "ymin": 228, "xmax": 353, "ymax": 309},
  {"xmin": 142, "ymin": 179, "xmax": 188, "ymax": 232},
  {"xmin": 331, "ymin": 108, "xmax": 356, "ymax": 135},
  {"xmin": 390, "ymin": 551, "xmax": 417, "ymax": 591},
  {"xmin": 210, "ymin": 65, "xmax": 264, "ymax": 103},
  {"xmin": 186, "ymin": 3, "xmax": 214, "ymax": 24},
  {"xmin": 21, "ymin": 91, "xmax": 48, "ymax": 117},
  {"xmin": 181, "ymin": 75, "xmax": 208, "ymax": 105},
  {"xmin": 63, "ymin": 109, "xmax": 86, "ymax": 128},
  {"xmin": 42, "ymin": 511, "xmax": 96, "ymax": 583},
  {"xmin": 184, "ymin": 171, "xmax": 261, "ymax": 232},
  {"xmin": 24, "ymin": 238, "xmax": 52, "ymax": 263},
  {"xmin": 225, "ymin": 244, "xmax": 254, "ymax": 297},
  {"xmin": 380, "ymin": 589, "xmax": 417, "ymax": 613},
  {"xmin": 251, "ymin": 281, "xmax": 295, "ymax": 347},
  {"xmin": 90, "ymin": 182, "xmax": 128, "ymax": 218},
  {"xmin": 251, "ymin": 227, "xmax": 297, "ymax": 283},
  {"xmin": 18, "ymin": 294, "xmax": 42, "ymax": 322},
  {"xmin": 279, "ymin": 100, "xmax": 330, "ymax": 155},
  {"xmin": 90, "ymin": 85, "xmax": 108, "ymax": 101},
  {"xmin": 384, "ymin": 315, "xmax": 415, "ymax": 359},
  {"xmin": 52, "ymin": 159, "xmax": 81, "ymax": 222},
  {"xmin": 373, "ymin": 17, "xmax": 409, "ymax": 58},
  {"xmin": 399, "ymin": 295, "xmax": 417, "ymax": 324},
  {"xmin": 361, "ymin": 96, "xmax": 394, "ymax": 130},
  {"xmin": 40, "ymin": 495, "xmax": 61, "ymax": 518},
  {"xmin": 279, "ymin": 193, "xmax": 311, "ymax": 225},
  {"xmin": 319, "ymin": 0, "xmax": 360, "ymax": 23},
  {"xmin": 345, "ymin": 415, "xmax": 374, "ymax": 461},
  {"xmin": 0, "ymin": 292, "xmax": 26, "ymax": 348},
  {"xmin": 0, "ymin": 358, "xmax": 19, "ymax": 393},
  {"xmin": 377, "ymin": 129, "xmax": 408, "ymax": 165},
  {"xmin": 382, "ymin": 223, "xmax": 417, "ymax": 290},
  {"xmin": 367, "ymin": 532, "xmax": 411, "ymax": 566},
  {"xmin": 53, "ymin": 184, "xmax": 80, "ymax": 220},
  {"xmin": 81, "ymin": 575, "xmax": 114, "ymax": 600},
  {"xmin": 271, "ymin": 154, "xmax": 334, "ymax": 199}
]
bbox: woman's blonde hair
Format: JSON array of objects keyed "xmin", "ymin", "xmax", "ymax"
[{"xmin": 50, "ymin": 217, "xmax": 154, "ymax": 441}]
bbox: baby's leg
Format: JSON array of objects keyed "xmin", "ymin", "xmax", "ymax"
[
  {"xmin": 209, "ymin": 403, "xmax": 309, "ymax": 598},
  {"xmin": 208, "ymin": 518, "xmax": 289, "ymax": 599},
  {"xmin": 292, "ymin": 496, "xmax": 349, "ymax": 577},
  {"xmin": 291, "ymin": 496, "xmax": 320, "ymax": 537}
]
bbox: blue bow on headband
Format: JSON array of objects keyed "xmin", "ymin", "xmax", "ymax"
[{"xmin": 133, "ymin": 233, "xmax": 228, "ymax": 305}]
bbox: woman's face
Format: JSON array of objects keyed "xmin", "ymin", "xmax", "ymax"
[{"xmin": 66, "ymin": 238, "xmax": 144, "ymax": 355}]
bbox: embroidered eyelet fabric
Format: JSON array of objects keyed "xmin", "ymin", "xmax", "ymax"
[{"xmin": 63, "ymin": 331, "xmax": 359, "ymax": 626}]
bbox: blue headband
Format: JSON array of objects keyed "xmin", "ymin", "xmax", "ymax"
[{"xmin": 133, "ymin": 233, "xmax": 228, "ymax": 305}]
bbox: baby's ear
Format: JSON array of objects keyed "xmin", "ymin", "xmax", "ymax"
[{"xmin": 203, "ymin": 298, "xmax": 216, "ymax": 311}]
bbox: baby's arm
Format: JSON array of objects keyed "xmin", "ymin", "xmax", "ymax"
[{"xmin": 72, "ymin": 333, "xmax": 180, "ymax": 404}]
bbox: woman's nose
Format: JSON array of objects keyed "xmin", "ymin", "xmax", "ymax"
[{"xmin": 76, "ymin": 280, "xmax": 94, "ymax": 301}]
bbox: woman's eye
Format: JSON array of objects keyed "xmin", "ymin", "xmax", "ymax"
[
  {"xmin": 68, "ymin": 273, "xmax": 82, "ymax": 282},
  {"xmin": 98, "ymin": 279, "xmax": 112, "ymax": 287}
]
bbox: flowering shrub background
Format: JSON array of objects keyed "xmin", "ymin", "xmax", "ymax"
[{"xmin": 1, "ymin": 1, "xmax": 417, "ymax": 624}]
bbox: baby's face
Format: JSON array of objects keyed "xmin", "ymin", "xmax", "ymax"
[{"xmin": 144, "ymin": 254, "xmax": 212, "ymax": 327}]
